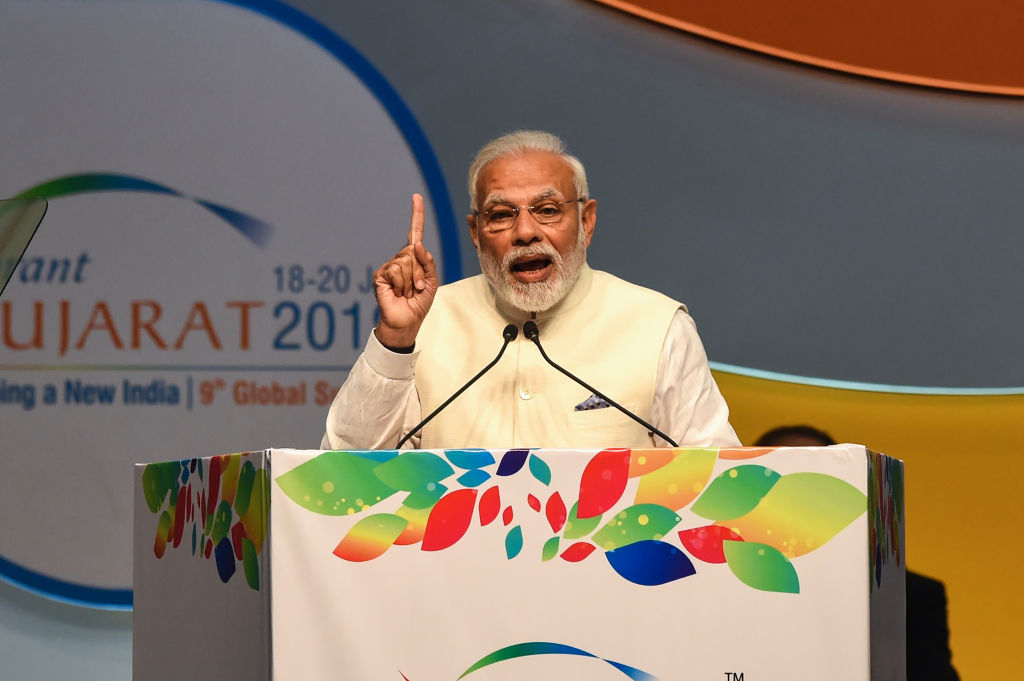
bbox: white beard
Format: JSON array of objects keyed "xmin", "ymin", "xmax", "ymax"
[{"xmin": 477, "ymin": 224, "xmax": 587, "ymax": 313}]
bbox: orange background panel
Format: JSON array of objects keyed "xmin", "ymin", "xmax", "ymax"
[{"xmin": 591, "ymin": 0, "xmax": 1024, "ymax": 95}]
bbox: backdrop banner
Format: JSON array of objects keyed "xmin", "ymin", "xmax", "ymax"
[{"xmin": 0, "ymin": 0, "xmax": 458, "ymax": 607}]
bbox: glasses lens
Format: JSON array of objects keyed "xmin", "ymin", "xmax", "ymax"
[
  {"xmin": 484, "ymin": 205, "xmax": 516, "ymax": 231},
  {"xmin": 530, "ymin": 201, "xmax": 565, "ymax": 224}
]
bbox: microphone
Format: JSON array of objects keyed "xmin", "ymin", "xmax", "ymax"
[
  {"xmin": 522, "ymin": 320, "xmax": 679, "ymax": 447},
  {"xmin": 396, "ymin": 323, "xmax": 518, "ymax": 448}
]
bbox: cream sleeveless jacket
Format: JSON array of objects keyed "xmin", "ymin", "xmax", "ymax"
[{"xmin": 413, "ymin": 266, "xmax": 681, "ymax": 449}]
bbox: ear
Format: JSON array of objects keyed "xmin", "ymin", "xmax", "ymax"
[
  {"xmin": 467, "ymin": 213, "xmax": 479, "ymax": 249},
  {"xmin": 580, "ymin": 198, "xmax": 597, "ymax": 247}
]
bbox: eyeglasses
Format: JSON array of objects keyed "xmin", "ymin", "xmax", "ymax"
[{"xmin": 475, "ymin": 197, "xmax": 584, "ymax": 233}]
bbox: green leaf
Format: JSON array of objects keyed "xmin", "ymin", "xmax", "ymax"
[
  {"xmin": 592, "ymin": 504, "xmax": 681, "ymax": 550},
  {"xmin": 562, "ymin": 501, "xmax": 602, "ymax": 539},
  {"xmin": 141, "ymin": 461, "xmax": 180, "ymax": 513},
  {"xmin": 275, "ymin": 451, "xmax": 397, "ymax": 516},
  {"xmin": 373, "ymin": 451, "xmax": 454, "ymax": 490},
  {"xmin": 724, "ymin": 473, "xmax": 867, "ymax": 558},
  {"xmin": 541, "ymin": 536, "xmax": 560, "ymax": 561},
  {"xmin": 691, "ymin": 465, "xmax": 780, "ymax": 521},
  {"xmin": 723, "ymin": 541, "xmax": 799, "ymax": 593}
]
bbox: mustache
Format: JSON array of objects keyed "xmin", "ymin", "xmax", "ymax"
[{"xmin": 499, "ymin": 242, "xmax": 561, "ymax": 271}]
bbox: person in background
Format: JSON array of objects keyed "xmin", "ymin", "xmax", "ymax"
[{"xmin": 753, "ymin": 425, "xmax": 960, "ymax": 681}]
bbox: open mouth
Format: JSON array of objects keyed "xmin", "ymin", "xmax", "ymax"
[{"xmin": 509, "ymin": 256, "xmax": 553, "ymax": 282}]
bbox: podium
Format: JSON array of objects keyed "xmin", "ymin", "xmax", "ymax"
[{"xmin": 133, "ymin": 445, "xmax": 905, "ymax": 680}]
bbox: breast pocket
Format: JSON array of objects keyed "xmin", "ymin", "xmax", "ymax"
[{"xmin": 566, "ymin": 404, "xmax": 649, "ymax": 447}]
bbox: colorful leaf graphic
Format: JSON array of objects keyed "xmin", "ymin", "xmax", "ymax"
[
  {"xmin": 528, "ymin": 453, "xmax": 552, "ymax": 485},
  {"xmin": 627, "ymin": 448, "xmax": 675, "ymax": 477},
  {"xmin": 691, "ymin": 465, "xmax": 781, "ymax": 521},
  {"xmin": 723, "ymin": 540, "xmax": 799, "ymax": 593},
  {"xmin": 479, "ymin": 486, "xmax": 500, "ymax": 526},
  {"xmin": 456, "ymin": 469, "xmax": 490, "ymax": 487},
  {"xmin": 234, "ymin": 460, "xmax": 255, "ymax": 515},
  {"xmin": 527, "ymin": 494, "xmax": 541, "ymax": 512},
  {"xmin": 545, "ymin": 492, "xmax": 567, "ymax": 533},
  {"xmin": 241, "ymin": 538, "xmax": 259, "ymax": 590},
  {"xmin": 240, "ymin": 469, "xmax": 269, "ymax": 554},
  {"xmin": 404, "ymin": 482, "xmax": 447, "ymax": 509},
  {"xmin": 606, "ymin": 540, "xmax": 696, "ymax": 585},
  {"xmin": 374, "ymin": 451, "xmax": 454, "ymax": 490},
  {"xmin": 153, "ymin": 510, "xmax": 171, "ymax": 558},
  {"xmin": 141, "ymin": 461, "xmax": 180, "ymax": 513},
  {"xmin": 634, "ymin": 448, "xmax": 717, "ymax": 510},
  {"xmin": 275, "ymin": 451, "xmax": 397, "ymax": 516},
  {"xmin": 505, "ymin": 526, "xmax": 523, "ymax": 559},
  {"xmin": 394, "ymin": 504, "xmax": 432, "ymax": 545},
  {"xmin": 578, "ymin": 448, "xmax": 631, "ymax": 518},
  {"xmin": 422, "ymin": 489, "xmax": 478, "ymax": 551},
  {"xmin": 444, "ymin": 448, "xmax": 495, "ymax": 469},
  {"xmin": 334, "ymin": 513, "xmax": 408, "ymax": 562},
  {"xmin": 592, "ymin": 504, "xmax": 682, "ymax": 550},
  {"xmin": 220, "ymin": 454, "xmax": 240, "ymax": 506},
  {"xmin": 718, "ymin": 447, "xmax": 774, "ymax": 460},
  {"xmin": 678, "ymin": 525, "xmax": 743, "ymax": 563},
  {"xmin": 541, "ymin": 537, "xmax": 560, "ymax": 561},
  {"xmin": 563, "ymin": 501, "xmax": 602, "ymax": 539},
  {"xmin": 496, "ymin": 449, "xmax": 529, "ymax": 476},
  {"xmin": 560, "ymin": 542, "xmax": 597, "ymax": 562},
  {"xmin": 720, "ymin": 472, "xmax": 867, "ymax": 558}
]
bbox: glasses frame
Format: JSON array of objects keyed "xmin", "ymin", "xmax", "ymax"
[{"xmin": 474, "ymin": 197, "xmax": 586, "ymax": 233}]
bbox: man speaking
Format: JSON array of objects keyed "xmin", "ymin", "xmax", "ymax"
[{"xmin": 322, "ymin": 131, "xmax": 739, "ymax": 450}]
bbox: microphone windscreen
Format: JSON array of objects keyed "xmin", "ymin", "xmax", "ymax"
[
  {"xmin": 523, "ymin": 320, "xmax": 539, "ymax": 340},
  {"xmin": 502, "ymin": 323, "xmax": 518, "ymax": 341}
]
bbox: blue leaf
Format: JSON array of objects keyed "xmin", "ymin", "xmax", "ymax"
[
  {"xmin": 444, "ymin": 448, "xmax": 496, "ymax": 469},
  {"xmin": 496, "ymin": 449, "xmax": 529, "ymax": 476},
  {"xmin": 456, "ymin": 469, "xmax": 491, "ymax": 487},
  {"xmin": 605, "ymin": 540, "xmax": 696, "ymax": 586}
]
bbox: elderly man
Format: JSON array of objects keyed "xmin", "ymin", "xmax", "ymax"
[{"xmin": 323, "ymin": 130, "xmax": 738, "ymax": 450}]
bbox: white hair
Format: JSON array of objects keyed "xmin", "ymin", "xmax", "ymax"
[{"xmin": 467, "ymin": 130, "xmax": 589, "ymax": 211}]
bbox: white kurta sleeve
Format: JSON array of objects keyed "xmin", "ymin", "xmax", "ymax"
[
  {"xmin": 650, "ymin": 309, "xmax": 741, "ymax": 448},
  {"xmin": 321, "ymin": 331, "xmax": 422, "ymax": 450}
]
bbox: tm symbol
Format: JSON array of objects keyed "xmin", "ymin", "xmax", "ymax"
[{"xmin": 724, "ymin": 674, "xmax": 744, "ymax": 681}]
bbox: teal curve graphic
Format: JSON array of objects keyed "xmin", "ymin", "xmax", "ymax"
[
  {"xmin": 400, "ymin": 641, "xmax": 657, "ymax": 680},
  {"xmin": 13, "ymin": 172, "xmax": 272, "ymax": 248}
]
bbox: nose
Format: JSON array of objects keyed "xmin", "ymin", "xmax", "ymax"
[{"xmin": 510, "ymin": 208, "xmax": 543, "ymax": 245}]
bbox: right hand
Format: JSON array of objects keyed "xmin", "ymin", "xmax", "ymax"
[{"xmin": 373, "ymin": 193, "xmax": 439, "ymax": 348}]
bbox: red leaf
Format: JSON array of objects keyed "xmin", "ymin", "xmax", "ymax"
[
  {"xmin": 560, "ymin": 542, "xmax": 597, "ymax": 562},
  {"xmin": 678, "ymin": 525, "xmax": 744, "ymax": 563},
  {"xmin": 207, "ymin": 457, "xmax": 222, "ymax": 517},
  {"xmin": 421, "ymin": 489, "xmax": 478, "ymax": 551},
  {"xmin": 172, "ymin": 486, "xmax": 187, "ymax": 548},
  {"xmin": 502, "ymin": 506, "xmax": 514, "ymax": 526},
  {"xmin": 479, "ymin": 485, "xmax": 500, "ymax": 526},
  {"xmin": 546, "ymin": 492, "xmax": 567, "ymax": 533},
  {"xmin": 231, "ymin": 522, "xmax": 246, "ymax": 561},
  {"xmin": 577, "ymin": 448, "xmax": 631, "ymax": 519},
  {"xmin": 527, "ymin": 494, "xmax": 541, "ymax": 512}
]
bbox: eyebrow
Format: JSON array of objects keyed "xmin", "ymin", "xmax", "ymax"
[{"xmin": 481, "ymin": 188, "xmax": 562, "ymax": 208}]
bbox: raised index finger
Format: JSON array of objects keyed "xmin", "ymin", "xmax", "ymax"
[{"xmin": 407, "ymin": 193, "xmax": 425, "ymax": 246}]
